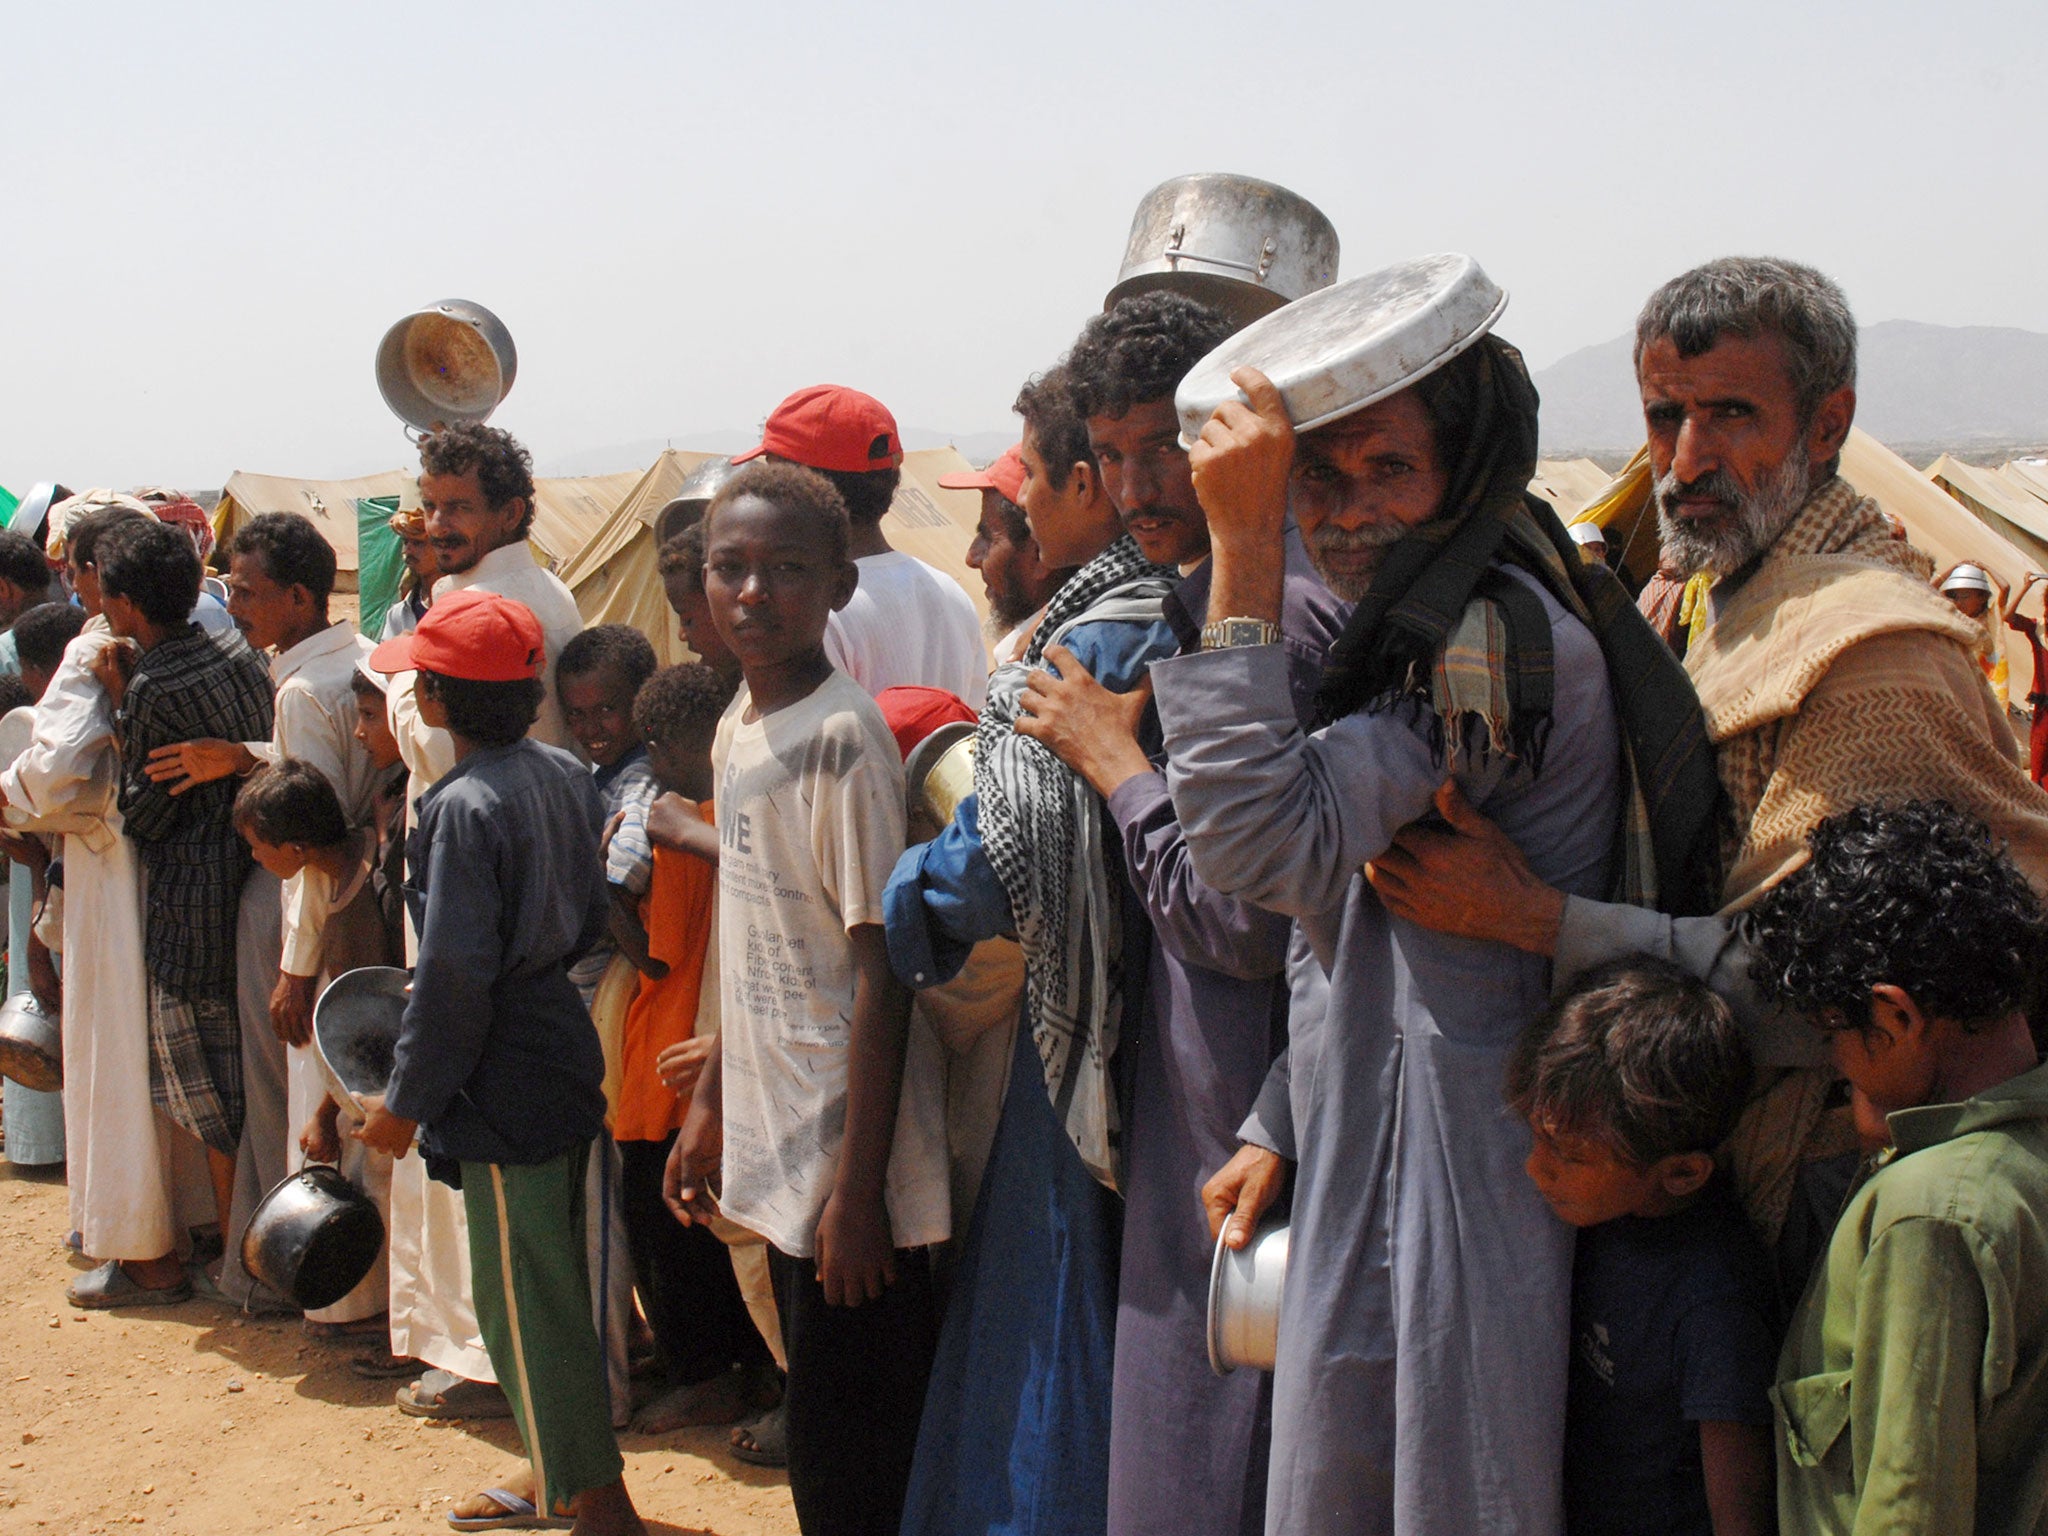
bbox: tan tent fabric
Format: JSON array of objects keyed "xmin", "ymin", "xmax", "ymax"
[
  {"xmin": 2000, "ymin": 460, "xmax": 2048, "ymax": 507},
  {"xmin": 561, "ymin": 447, "xmax": 994, "ymax": 666},
  {"xmin": 212, "ymin": 465, "xmax": 645, "ymax": 584},
  {"xmin": 1528, "ymin": 458, "xmax": 1614, "ymax": 522},
  {"xmin": 1927, "ymin": 455, "xmax": 2048, "ymax": 570},
  {"xmin": 1580, "ymin": 430, "xmax": 2041, "ymax": 702}
]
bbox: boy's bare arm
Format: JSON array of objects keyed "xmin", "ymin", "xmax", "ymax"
[
  {"xmin": 665, "ymin": 1035, "xmax": 723, "ymax": 1227},
  {"xmin": 608, "ymin": 886, "xmax": 668, "ymax": 978},
  {"xmin": 647, "ymin": 792, "xmax": 719, "ymax": 866},
  {"xmin": 1698, "ymin": 1420, "xmax": 1774, "ymax": 1536},
  {"xmin": 816, "ymin": 921, "xmax": 909, "ymax": 1307}
]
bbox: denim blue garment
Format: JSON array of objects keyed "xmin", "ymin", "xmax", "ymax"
[{"xmin": 888, "ymin": 613, "xmax": 1171, "ymax": 1536}]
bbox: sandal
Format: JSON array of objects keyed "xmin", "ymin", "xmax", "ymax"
[
  {"xmin": 397, "ymin": 1369, "xmax": 513, "ymax": 1420},
  {"xmin": 729, "ymin": 1401, "xmax": 788, "ymax": 1468},
  {"xmin": 66, "ymin": 1260, "xmax": 192, "ymax": 1310},
  {"xmin": 350, "ymin": 1352, "xmax": 423, "ymax": 1380},
  {"xmin": 445, "ymin": 1487, "xmax": 573, "ymax": 1531},
  {"xmin": 305, "ymin": 1315, "xmax": 389, "ymax": 1341}
]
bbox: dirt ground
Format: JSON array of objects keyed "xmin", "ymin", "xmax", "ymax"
[{"xmin": 0, "ymin": 1157, "xmax": 798, "ymax": 1536}]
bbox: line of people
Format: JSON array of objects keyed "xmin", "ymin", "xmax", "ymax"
[{"xmin": 6, "ymin": 219, "xmax": 2048, "ymax": 1536}]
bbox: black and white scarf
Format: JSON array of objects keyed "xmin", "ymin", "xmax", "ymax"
[{"xmin": 975, "ymin": 534, "xmax": 1178, "ymax": 1190}]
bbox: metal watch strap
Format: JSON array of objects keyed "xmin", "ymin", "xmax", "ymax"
[{"xmin": 1200, "ymin": 617, "xmax": 1281, "ymax": 651}]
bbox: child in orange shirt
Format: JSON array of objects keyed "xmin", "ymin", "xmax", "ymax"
[{"xmin": 618, "ymin": 662, "xmax": 779, "ymax": 1434}]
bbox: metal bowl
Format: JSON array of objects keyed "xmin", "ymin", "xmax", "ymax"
[
  {"xmin": 1175, "ymin": 253, "xmax": 1507, "ymax": 449},
  {"xmin": 903, "ymin": 723, "xmax": 976, "ymax": 839},
  {"xmin": 1206, "ymin": 1219, "xmax": 1290, "ymax": 1375},
  {"xmin": 648, "ymin": 456, "xmax": 747, "ymax": 547},
  {"xmin": 0, "ymin": 991, "xmax": 61, "ymax": 1093},
  {"xmin": 1108, "ymin": 173, "xmax": 1339, "ymax": 331},
  {"xmin": 375, "ymin": 299, "xmax": 517, "ymax": 432},
  {"xmin": 313, "ymin": 965, "xmax": 410, "ymax": 1112},
  {"xmin": 241, "ymin": 1163, "xmax": 385, "ymax": 1311}
]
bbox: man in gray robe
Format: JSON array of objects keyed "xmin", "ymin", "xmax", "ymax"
[{"xmin": 1153, "ymin": 304, "xmax": 1717, "ymax": 1532}]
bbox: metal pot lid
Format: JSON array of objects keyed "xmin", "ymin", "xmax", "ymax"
[
  {"xmin": 1174, "ymin": 253, "xmax": 1508, "ymax": 448},
  {"xmin": 375, "ymin": 299, "xmax": 517, "ymax": 432},
  {"xmin": 314, "ymin": 965, "xmax": 410, "ymax": 1104},
  {"xmin": 1108, "ymin": 174, "xmax": 1338, "ymax": 331}
]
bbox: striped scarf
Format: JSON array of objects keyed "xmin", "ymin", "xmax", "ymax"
[
  {"xmin": 1314, "ymin": 336, "xmax": 1723, "ymax": 915},
  {"xmin": 975, "ymin": 534, "xmax": 1179, "ymax": 1189}
]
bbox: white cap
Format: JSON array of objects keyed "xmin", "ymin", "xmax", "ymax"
[
  {"xmin": 1568, "ymin": 521, "xmax": 1608, "ymax": 547},
  {"xmin": 1941, "ymin": 563, "xmax": 1993, "ymax": 595}
]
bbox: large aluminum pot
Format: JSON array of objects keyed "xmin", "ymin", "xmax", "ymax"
[
  {"xmin": 313, "ymin": 965, "xmax": 410, "ymax": 1113},
  {"xmin": 647, "ymin": 456, "xmax": 747, "ymax": 547},
  {"xmin": 0, "ymin": 991, "xmax": 60, "ymax": 1093},
  {"xmin": 241, "ymin": 1163, "xmax": 385, "ymax": 1311},
  {"xmin": 1206, "ymin": 1220, "xmax": 1290, "ymax": 1375},
  {"xmin": 8, "ymin": 482, "xmax": 71, "ymax": 544},
  {"xmin": 1108, "ymin": 174, "xmax": 1339, "ymax": 331},
  {"xmin": 375, "ymin": 299, "xmax": 518, "ymax": 432}
]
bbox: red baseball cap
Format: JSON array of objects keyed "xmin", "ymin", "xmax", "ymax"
[
  {"xmin": 875, "ymin": 686, "xmax": 977, "ymax": 764},
  {"xmin": 368, "ymin": 589, "xmax": 546, "ymax": 682},
  {"xmin": 938, "ymin": 445, "xmax": 1026, "ymax": 505},
  {"xmin": 733, "ymin": 385, "xmax": 904, "ymax": 474}
]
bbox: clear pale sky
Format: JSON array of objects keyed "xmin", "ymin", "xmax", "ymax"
[{"xmin": 5, "ymin": 0, "xmax": 2043, "ymax": 490}]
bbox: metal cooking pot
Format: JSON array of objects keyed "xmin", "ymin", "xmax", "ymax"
[
  {"xmin": 375, "ymin": 299, "xmax": 518, "ymax": 432},
  {"xmin": 313, "ymin": 964, "xmax": 410, "ymax": 1114},
  {"xmin": 9, "ymin": 481, "xmax": 71, "ymax": 545},
  {"xmin": 647, "ymin": 456, "xmax": 747, "ymax": 548},
  {"xmin": 241, "ymin": 1162, "xmax": 385, "ymax": 1311},
  {"xmin": 1108, "ymin": 174, "xmax": 1339, "ymax": 331},
  {"xmin": 0, "ymin": 991, "xmax": 61, "ymax": 1093},
  {"xmin": 1206, "ymin": 1219, "xmax": 1290, "ymax": 1375},
  {"xmin": 903, "ymin": 722, "xmax": 976, "ymax": 841}
]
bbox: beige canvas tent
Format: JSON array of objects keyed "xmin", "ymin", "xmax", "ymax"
[
  {"xmin": 558, "ymin": 447, "xmax": 995, "ymax": 665},
  {"xmin": 1927, "ymin": 455, "xmax": 2048, "ymax": 572},
  {"xmin": 1528, "ymin": 459, "xmax": 1614, "ymax": 522},
  {"xmin": 2001, "ymin": 460, "xmax": 2048, "ymax": 508},
  {"xmin": 212, "ymin": 465, "xmax": 644, "ymax": 579},
  {"xmin": 1575, "ymin": 429, "xmax": 2042, "ymax": 702}
]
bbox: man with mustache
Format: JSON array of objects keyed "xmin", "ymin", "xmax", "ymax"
[
  {"xmin": 1154, "ymin": 262, "xmax": 1718, "ymax": 1534},
  {"xmin": 1365, "ymin": 257, "xmax": 2048, "ymax": 1282}
]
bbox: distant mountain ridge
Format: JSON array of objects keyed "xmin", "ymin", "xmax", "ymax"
[
  {"xmin": 1533, "ymin": 319, "xmax": 2048, "ymax": 454},
  {"xmin": 541, "ymin": 426, "xmax": 1018, "ymax": 478}
]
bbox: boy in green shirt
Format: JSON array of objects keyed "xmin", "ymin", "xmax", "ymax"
[{"xmin": 1747, "ymin": 799, "xmax": 2048, "ymax": 1535}]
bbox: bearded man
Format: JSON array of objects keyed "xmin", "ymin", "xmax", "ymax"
[
  {"xmin": 1154, "ymin": 258, "xmax": 1718, "ymax": 1536},
  {"xmin": 1366, "ymin": 257, "xmax": 2048, "ymax": 1277}
]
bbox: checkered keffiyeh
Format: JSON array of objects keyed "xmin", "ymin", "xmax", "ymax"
[
  {"xmin": 119, "ymin": 627, "xmax": 275, "ymax": 992},
  {"xmin": 974, "ymin": 534, "xmax": 1178, "ymax": 1191}
]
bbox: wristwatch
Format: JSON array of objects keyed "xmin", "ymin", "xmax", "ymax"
[{"xmin": 1200, "ymin": 617, "xmax": 1281, "ymax": 651}]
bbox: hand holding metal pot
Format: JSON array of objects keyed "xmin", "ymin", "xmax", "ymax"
[{"xmin": 352, "ymin": 1095, "xmax": 418, "ymax": 1158}]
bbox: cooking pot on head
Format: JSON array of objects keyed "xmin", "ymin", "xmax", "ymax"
[
  {"xmin": 1207, "ymin": 1219, "xmax": 1290, "ymax": 1375},
  {"xmin": 313, "ymin": 965, "xmax": 410, "ymax": 1114},
  {"xmin": 375, "ymin": 299, "xmax": 517, "ymax": 433},
  {"xmin": 1108, "ymin": 174, "xmax": 1339, "ymax": 331},
  {"xmin": 241, "ymin": 1162, "xmax": 385, "ymax": 1311},
  {"xmin": 649, "ymin": 456, "xmax": 747, "ymax": 548},
  {"xmin": 0, "ymin": 991, "xmax": 61, "ymax": 1093},
  {"xmin": 9, "ymin": 482, "xmax": 71, "ymax": 546}
]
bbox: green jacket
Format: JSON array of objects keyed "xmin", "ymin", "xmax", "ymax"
[{"xmin": 1773, "ymin": 1058, "xmax": 2048, "ymax": 1535}]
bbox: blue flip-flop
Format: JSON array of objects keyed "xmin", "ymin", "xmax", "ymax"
[{"xmin": 446, "ymin": 1488, "xmax": 573, "ymax": 1531}]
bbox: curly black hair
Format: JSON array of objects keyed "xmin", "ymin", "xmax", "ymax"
[
  {"xmin": 233, "ymin": 757, "xmax": 350, "ymax": 848},
  {"xmin": 1746, "ymin": 800, "xmax": 2046, "ymax": 1034},
  {"xmin": 418, "ymin": 422, "xmax": 537, "ymax": 536},
  {"xmin": 704, "ymin": 462, "xmax": 850, "ymax": 566},
  {"xmin": 0, "ymin": 675, "xmax": 31, "ymax": 718},
  {"xmin": 1061, "ymin": 291, "xmax": 1234, "ymax": 422},
  {"xmin": 0, "ymin": 530, "xmax": 50, "ymax": 595},
  {"xmin": 814, "ymin": 466, "xmax": 900, "ymax": 529},
  {"xmin": 96, "ymin": 519, "xmax": 201, "ymax": 629},
  {"xmin": 633, "ymin": 662, "xmax": 737, "ymax": 750},
  {"xmin": 12, "ymin": 602, "xmax": 86, "ymax": 674},
  {"xmin": 657, "ymin": 523, "xmax": 706, "ymax": 584},
  {"xmin": 66, "ymin": 506, "xmax": 152, "ymax": 571},
  {"xmin": 1013, "ymin": 365, "xmax": 1094, "ymax": 485},
  {"xmin": 1506, "ymin": 956, "xmax": 1751, "ymax": 1166},
  {"xmin": 226, "ymin": 511, "xmax": 338, "ymax": 603},
  {"xmin": 557, "ymin": 622, "xmax": 658, "ymax": 697}
]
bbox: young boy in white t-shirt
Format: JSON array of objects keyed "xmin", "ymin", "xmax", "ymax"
[{"xmin": 667, "ymin": 460, "xmax": 948, "ymax": 1536}]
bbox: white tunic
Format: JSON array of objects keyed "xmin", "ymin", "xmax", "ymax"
[{"xmin": 2, "ymin": 621, "xmax": 172, "ymax": 1260}]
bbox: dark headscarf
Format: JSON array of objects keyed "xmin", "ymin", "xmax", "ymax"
[{"xmin": 1313, "ymin": 335, "xmax": 1724, "ymax": 917}]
